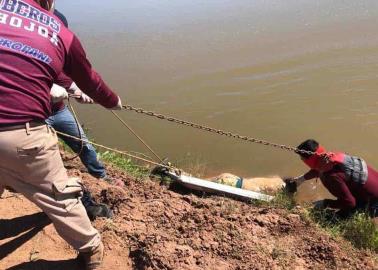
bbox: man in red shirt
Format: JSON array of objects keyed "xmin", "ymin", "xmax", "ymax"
[
  {"xmin": 48, "ymin": 9, "xmax": 125, "ymax": 186},
  {"xmin": 0, "ymin": 0, "xmax": 122, "ymax": 268},
  {"xmin": 288, "ymin": 139, "xmax": 378, "ymax": 218}
]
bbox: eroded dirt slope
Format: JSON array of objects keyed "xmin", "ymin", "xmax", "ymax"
[{"xmin": 0, "ymin": 156, "xmax": 377, "ymax": 270}]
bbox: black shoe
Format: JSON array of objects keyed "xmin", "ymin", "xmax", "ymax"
[
  {"xmin": 81, "ymin": 189, "xmax": 113, "ymax": 221},
  {"xmin": 86, "ymin": 204, "xmax": 113, "ymax": 221}
]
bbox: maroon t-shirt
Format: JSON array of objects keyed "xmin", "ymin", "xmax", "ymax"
[
  {"xmin": 304, "ymin": 166, "xmax": 378, "ymax": 210},
  {"xmin": 0, "ymin": 0, "xmax": 118, "ymax": 125}
]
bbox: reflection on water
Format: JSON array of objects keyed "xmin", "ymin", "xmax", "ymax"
[{"xmin": 58, "ymin": 0, "xmax": 378, "ymax": 201}]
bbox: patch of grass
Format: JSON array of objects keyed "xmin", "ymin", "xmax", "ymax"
[
  {"xmin": 58, "ymin": 140, "xmax": 74, "ymax": 153},
  {"xmin": 99, "ymin": 151, "xmax": 150, "ymax": 179},
  {"xmin": 307, "ymin": 208, "xmax": 344, "ymax": 237},
  {"xmin": 250, "ymin": 190, "xmax": 296, "ymax": 210},
  {"xmin": 251, "ymin": 190, "xmax": 378, "ymax": 252},
  {"xmin": 271, "ymin": 244, "xmax": 295, "ymax": 268},
  {"xmin": 343, "ymin": 213, "xmax": 378, "ymax": 251},
  {"xmin": 59, "ymin": 138, "xmax": 150, "ymax": 179},
  {"xmin": 309, "ymin": 209, "xmax": 378, "ymax": 252},
  {"xmin": 219, "ymin": 199, "xmax": 240, "ymax": 216},
  {"xmin": 270, "ymin": 191, "xmax": 296, "ymax": 210}
]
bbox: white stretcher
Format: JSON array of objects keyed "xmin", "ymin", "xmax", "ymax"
[{"xmin": 164, "ymin": 170, "xmax": 274, "ymax": 202}]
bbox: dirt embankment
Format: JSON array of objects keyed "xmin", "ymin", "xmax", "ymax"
[{"xmin": 0, "ymin": 156, "xmax": 377, "ymax": 270}]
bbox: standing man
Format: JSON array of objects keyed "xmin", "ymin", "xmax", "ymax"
[
  {"xmin": 286, "ymin": 139, "xmax": 378, "ymax": 218},
  {"xmin": 48, "ymin": 8, "xmax": 124, "ymax": 187},
  {"xmin": 0, "ymin": 1, "xmax": 122, "ymax": 269}
]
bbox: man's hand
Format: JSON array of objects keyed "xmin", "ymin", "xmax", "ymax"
[
  {"xmin": 50, "ymin": 84, "xmax": 68, "ymax": 103},
  {"xmin": 111, "ymin": 97, "xmax": 123, "ymax": 110},
  {"xmin": 283, "ymin": 177, "xmax": 295, "ymax": 183},
  {"xmin": 68, "ymin": 82, "xmax": 94, "ymax": 104},
  {"xmin": 76, "ymin": 92, "xmax": 94, "ymax": 104},
  {"xmin": 283, "ymin": 177, "xmax": 297, "ymax": 193}
]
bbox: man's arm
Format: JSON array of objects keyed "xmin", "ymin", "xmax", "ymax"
[
  {"xmin": 291, "ymin": 169, "xmax": 319, "ymax": 186},
  {"xmin": 55, "ymin": 72, "xmax": 93, "ymax": 103},
  {"xmin": 63, "ymin": 35, "xmax": 121, "ymax": 109},
  {"xmin": 55, "ymin": 72, "xmax": 73, "ymax": 90}
]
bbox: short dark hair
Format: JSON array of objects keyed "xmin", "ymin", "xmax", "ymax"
[
  {"xmin": 54, "ymin": 9, "xmax": 69, "ymax": 28},
  {"xmin": 296, "ymin": 139, "xmax": 319, "ymax": 158}
]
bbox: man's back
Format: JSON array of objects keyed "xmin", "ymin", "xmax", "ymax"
[
  {"xmin": 0, "ymin": 0, "xmax": 119, "ymax": 125},
  {"xmin": 321, "ymin": 165, "xmax": 378, "ymax": 209},
  {"xmin": 0, "ymin": 0, "xmax": 73, "ymax": 124}
]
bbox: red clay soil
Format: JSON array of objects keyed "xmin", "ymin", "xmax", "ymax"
[{"xmin": 1, "ymin": 155, "xmax": 377, "ymax": 270}]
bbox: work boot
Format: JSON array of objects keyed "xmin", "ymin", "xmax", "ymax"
[
  {"xmin": 86, "ymin": 204, "xmax": 113, "ymax": 221},
  {"xmin": 78, "ymin": 242, "xmax": 104, "ymax": 270},
  {"xmin": 81, "ymin": 189, "xmax": 113, "ymax": 221}
]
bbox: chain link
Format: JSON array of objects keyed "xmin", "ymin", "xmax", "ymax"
[{"xmin": 123, "ymin": 105, "xmax": 317, "ymax": 157}]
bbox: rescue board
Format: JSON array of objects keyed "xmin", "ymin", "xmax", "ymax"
[{"xmin": 164, "ymin": 170, "xmax": 274, "ymax": 202}]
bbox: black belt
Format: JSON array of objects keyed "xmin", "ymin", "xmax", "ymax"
[{"xmin": 0, "ymin": 121, "xmax": 45, "ymax": 132}]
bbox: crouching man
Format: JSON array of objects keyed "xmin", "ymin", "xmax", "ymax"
[{"xmin": 286, "ymin": 139, "xmax": 378, "ymax": 219}]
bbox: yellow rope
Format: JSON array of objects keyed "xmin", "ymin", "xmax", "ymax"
[
  {"xmin": 65, "ymin": 98, "xmax": 83, "ymax": 161},
  {"xmin": 55, "ymin": 130, "xmax": 171, "ymax": 169},
  {"xmin": 111, "ymin": 111, "xmax": 164, "ymax": 163}
]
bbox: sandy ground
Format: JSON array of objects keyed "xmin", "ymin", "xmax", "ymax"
[{"xmin": 0, "ymin": 155, "xmax": 377, "ymax": 270}]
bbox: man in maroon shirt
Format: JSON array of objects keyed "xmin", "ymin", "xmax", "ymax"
[
  {"xmin": 288, "ymin": 139, "xmax": 378, "ymax": 218},
  {"xmin": 0, "ymin": 0, "xmax": 122, "ymax": 269}
]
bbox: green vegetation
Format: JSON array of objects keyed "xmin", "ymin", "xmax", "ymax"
[
  {"xmin": 58, "ymin": 135, "xmax": 150, "ymax": 179},
  {"xmin": 59, "ymin": 140, "xmax": 74, "ymax": 154},
  {"xmin": 98, "ymin": 151, "xmax": 150, "ymax": 179},
  {"xmin": 250, "ymin": 189, "xmax": 378, "ymax": 252},
  {"xmin": 343, "ymin": 213, "xmax": 378, "ymax": 251},
  {"xmin": 308, "ymin": 208, "xmax": 378, "ymax": 252},
  {"xmin": 250, "ymin": 190, "xmax": 296, "ymax": 210},
  {"xmin": 269, "ymin": 191, "xmax": 296, "ymax": 210}
]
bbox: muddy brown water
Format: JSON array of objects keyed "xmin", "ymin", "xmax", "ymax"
[{"xmin": 58, "ymin": 1, "xmax": 378, "ymax": 202}]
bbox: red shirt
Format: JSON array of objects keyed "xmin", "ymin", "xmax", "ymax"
[
  {"xmin": 304, "ymin": 166, "xmax": 378, "ymax": 210},
  {"xmin": 0, "ymin": 0, "xmax": 118, "ymax": 125}
]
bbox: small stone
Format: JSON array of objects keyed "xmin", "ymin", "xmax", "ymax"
[{"xmin": 287, "ymin": 214, "xmax": 301, "ymax": 222}]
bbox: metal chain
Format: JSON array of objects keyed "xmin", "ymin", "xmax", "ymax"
[{"xmin": 123, "ymin": 105, "xmax": 317, "ymax": 157}]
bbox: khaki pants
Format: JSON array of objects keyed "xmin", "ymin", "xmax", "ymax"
[{"xmin": 0, "ymin": 124, "xmax": 101, "ymax": 252}]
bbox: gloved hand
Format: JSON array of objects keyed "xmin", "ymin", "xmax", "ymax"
[
  {"xmin": 283, "ymin": 177, "xmax": 295, "ymax": 184},
  {"xmin": 283, "ymin": 177, "xmax": 297, "ymax": 193},
  {"xmin": 68, "ymin": 82, "xmax": 94, "ymax": 104},
  {"xmin": 313, "ymin": 200, "xmax": 327, "ymax": 211},
  {"xmin": 50, "ymin": 84, "xmax": 68, "ymax": 103},
  {"xmin": 76, "ymin": 92, "xmax": 94, "ymax": 104},
  {"xmin": 111, "ymin": 96, "xmax": 123, "ymax": 110}
]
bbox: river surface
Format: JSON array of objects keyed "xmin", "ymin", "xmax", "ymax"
[{"xmin": 58, "ymin": 0, "xmax": 378, "ymax": 201}]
